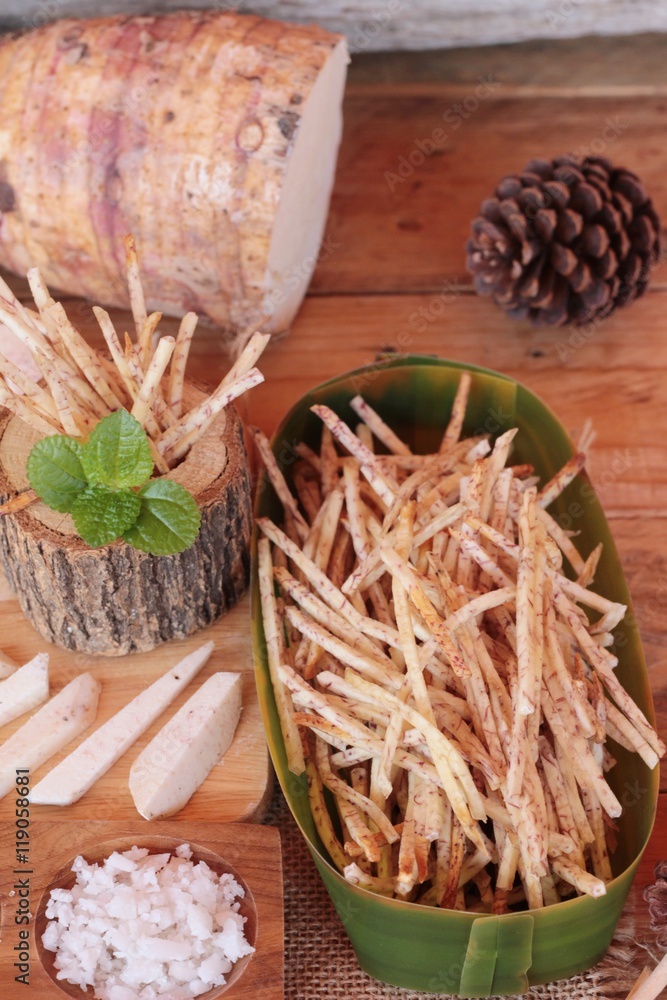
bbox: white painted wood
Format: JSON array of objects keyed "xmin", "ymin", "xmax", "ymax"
[{"xmin": 1, "ymin": 1, "xmax": 665, "ymax": 51}]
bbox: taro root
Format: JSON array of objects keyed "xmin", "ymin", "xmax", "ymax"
[{"xmin": 0, "ymin": 10, "xmax": 348, "ymax": 349}]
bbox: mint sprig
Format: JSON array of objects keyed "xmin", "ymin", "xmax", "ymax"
[
  {"xmin": 123, "ymin": 479, "xmax": 201, "ymax": 555},
  {"xmin": 27, "ymin": 410, "xmax": 201, "ymax": 555},
  {"xmin": 81, "ymin": 407, "xmax": 154, "ymax": 489},
  {"xmin": 72, "ymin": 486, "xmax": 141, "ymax": 549},
  {"xmin": 26, "ymin": 437, "xmax": 87, "ymax": 512}
]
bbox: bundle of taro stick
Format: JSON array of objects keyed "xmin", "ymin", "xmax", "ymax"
[
  {"xmin": 254, "ymin": 374, "xmax": 665, "ymax": 912},
  {"xmin": 0, "ymin": 234, "xmax": 269, "ymax": 514}
]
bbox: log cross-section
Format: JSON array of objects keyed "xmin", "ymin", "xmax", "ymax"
[{"xmin": 0, "ymin": 395, "xmax": 251, "ymax": 656}]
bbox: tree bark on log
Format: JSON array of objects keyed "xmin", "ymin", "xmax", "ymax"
[{"xmin": 0, "ymin": 402, "xmax": 251, "ymax": 656}]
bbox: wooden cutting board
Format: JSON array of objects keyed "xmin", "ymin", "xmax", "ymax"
[
  {"xmin": 0, "ymin": 820, "xmax": 283, "ymax": 999},
  {"xmin": 0, "ymin": 575, "xmax": 272, "ymax": 825}
]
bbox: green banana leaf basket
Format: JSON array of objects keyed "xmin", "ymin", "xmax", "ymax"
[{"xmin": 251, "ymin": 355, "xmax": 658, "ymax": 997}]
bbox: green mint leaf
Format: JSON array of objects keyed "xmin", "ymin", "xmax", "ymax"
[
  {"xmin": 81, "ymin": 409, "xmax": 154, "ymax": 489},
  {"xmin": 122, "ymin": 479, "xmax": 201, "ymax": 555},
  {"xmin": 26, "ymin": 436, "xmax": 88, "ymax": 512},
  {"xmin": 71, "ymin": 485, "xmax": 141, "ymax": 548}
]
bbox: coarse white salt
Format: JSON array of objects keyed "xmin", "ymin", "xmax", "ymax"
[{"xmin": 42, "ymin": 844, "xmax": 254, "ymax": 1000}]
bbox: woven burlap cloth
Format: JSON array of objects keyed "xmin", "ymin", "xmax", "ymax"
[{"xmin": 264, "ymin": 790, "xmax": 657, "ymax": 1000}]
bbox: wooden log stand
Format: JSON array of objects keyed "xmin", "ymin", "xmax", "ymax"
[{"xmin": 0, "ymin": 390, "xmax": 251, "ymax": 656}]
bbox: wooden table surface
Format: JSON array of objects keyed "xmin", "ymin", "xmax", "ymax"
[{"xmin": 1, "ymin": 32, "xmax": 666, "ymax": 994}]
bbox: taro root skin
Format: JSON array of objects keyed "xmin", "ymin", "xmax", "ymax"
[{"xmin": 0, "ymin": 10, "xmax": 348, "ymax": 345}]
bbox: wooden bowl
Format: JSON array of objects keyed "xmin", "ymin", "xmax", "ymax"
[
  {"xmin": 0, "ymin": 820, "xmax": 283, "ymax": 1000},
  {"xmin": 35, "ymin": 835, "xmax": 257, "ymax": 1000},
  {"xmin": 35, "ymin": 834, "xmax": 257, "ymax": 1000}
]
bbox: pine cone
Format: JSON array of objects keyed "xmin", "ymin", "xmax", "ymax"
[{"xmin": 466, "ymin": 155, "xmax": 661, "ymax": 326}]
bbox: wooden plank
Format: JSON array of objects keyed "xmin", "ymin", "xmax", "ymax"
[
  {"xmin": 1, "ymin": 2, "xmax": 665, "ymax": 52},
  {"xmin": 308, "ymin": 92, "xmax": 667, "ymax": 294},
  {"xmin": 21, "ymin": 282, "xmax": 667, "ymax": 379},
  {"xmin": 0, "ymin": 592, "xmax": 272, "ymax": 825},
  {"xmin": 348, "ymin": 34, "xmax": 667, "ymax": 89}
]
